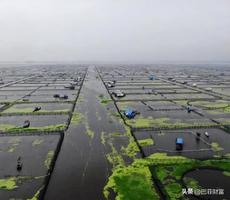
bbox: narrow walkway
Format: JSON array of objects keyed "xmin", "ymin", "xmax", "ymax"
[{"xmin": 44, "ymin": 66, "xmax": 124, "ymax": 200}]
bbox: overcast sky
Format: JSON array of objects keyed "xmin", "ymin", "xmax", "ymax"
[{"xmin": 0, "ymin": 0, "xmax": 229, "ymax": 63}]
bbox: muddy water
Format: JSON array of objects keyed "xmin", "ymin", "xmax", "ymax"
[{"xmin": 44, "ymin": 66, "xmax": 127, "ymax": 200}]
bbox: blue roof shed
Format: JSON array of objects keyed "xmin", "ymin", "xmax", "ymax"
[
  {"xmin": 149, "ymin": 75, "xmax": 155, "ymax": 80},
  {"xmin": 176, "ymin": 138, "xmax": 184, "ymax": 145},
  {"xmin": 124, "ymin": 108, "xmax": 136, "ymax": 119}
]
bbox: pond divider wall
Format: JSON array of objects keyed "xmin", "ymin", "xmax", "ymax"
[{"xmin": 39, "ymin": 130, "xmax": 64, "ymax": 200}]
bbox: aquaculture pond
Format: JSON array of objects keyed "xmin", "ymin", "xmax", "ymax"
[
  {"xmin": 125, "ymin": 109, "xmax": 215, "ymax": 129},
  {"xmin": 134, "ymin": 128, "xmax": 230, "ymax": 159},
  {"xmin": 144, "ymin": 100, "xmax": 183, "ymax": 110},
  {"xmin": 183, "ymin": 169, "xmax": 230, "ymax": 200},
  {"xmin": 24, "ymin": 94, "xmax": 77, "ymax": 102},
  {"xmin": 1, "ymin": 64, "xmax": 230, "ymax": 200},
  {"xmin": 0, "ymin": 134, "xmax": 60, "ymax": 199},
  {"xmin": 3, "ymin": 102, "xmax": 72, "ymax": 114},
  {"xmin": 0, "ymin": 115, "xmax": 69, "ymax": 133}
]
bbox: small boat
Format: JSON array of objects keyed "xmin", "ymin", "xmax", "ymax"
[
  {"xmin": 204, "ymin": 131, "xmax": 209, "ymax": 137},
  {"xmin": 17, "ymin": 162, "xmax": 22, "ymax": 171},
  {"xmin": 23, "ymin": 120, "xmax": 30, "ymax": 128},
  {"xmin": 17, "ymin": 157, "xmax": 22, "ymax": 171},
  {"xmin": 59, "ymin": 94, "xmax": 68, "ymax": 99},
  {"xmin": 64, "ymin": 84, "xmax": 75, "ymax": 90},
  {"xmin": 124, "ymin": 108, "xmax": 136, "ymax": 119},
  {"xmin": 53, "ymin": 94, "xmax": 60, "ymax": 98},
  {"xmin": 196, "ymin": 132, "xmax": 201, "ymax": 141},
  {"xmin": 33, "ymin": 106, "xmax": 41, "ymax": 112},
  {"xmin": 176, "ymin": 137, "xmax": 184, "ymax": 150}
]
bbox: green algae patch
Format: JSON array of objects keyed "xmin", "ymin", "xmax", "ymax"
[
  {"xmin": 121, "ymin": 126, "xmax": 139, "ymax": 159},
  {"xmin": 165, "ymin": 182, "xmax": 182, "ymax": 199},
  {"xmin": 32, "ymin": 138, "xmax": 44, "ymax": 147},
  {"xmin": 7, "ymin": 137, "xmax": 21, "ymax": 152},
  {"xmin": 104, "ymin": 153, "xmax": 190, "ymax": 200},
  {"xmin": 183, "ymin": 177, "xmax": 201, "ymax": 189},
  {"xmin": 0, "ymin": 177, "xmax": 17, "ymax": 190},
  {"xmin": 86, "ymin": 127, "xmax": 94, "ymax": 138},
  {"xmin": 173, "ymin": 100, "xmax": 188, "ymax": 106},
  {"xmin": 138, "ymin": 138, "xmax": 154, "ymax": 147},
  {"xmin": 126, "ymin": 117, "xmax": 173, "ymax": 128},
  {"xmin": 0, "ymin": 124, "xmax": 66, "ymax": 133},
  {"xmin": 143, "ymin": 153, "xmax": 190, "ymax": 165},
  {"xmin": 126, "ymin": 116, "xmax": 215, "ymax": 129},
  {"xmin": 191, "ymin": 100, "xmax": 230, "ymax": 109},
  {"xmin": 104, "ymin": 153, "xmax": 199, "ymax": 199},
  {"xmin": 104, "ymin": 165, "xmax": 159, "ymax": 200},
  {"xmin": 0, "ymin": 124, "xmax": 16, "ymax": 132},
  {"xmin": 153, "ymin": 156, "xmax": 230, "ymax": 199},
  {"xmin": 111, "ymin": 132, "xmax": 123, "ymax": 137},
  {"xmin": 117, "ymin": 102, "xmax": 137, "ymax": 110},
  {"xmin": 214, "ymin": 118, "xmax": 230, "ymax": 125},
  {"xmin": 2, "ymin": 107, "xmax": 69, "ymax": 115},
  {"xmin": 27, "ymin": 187, "xmax": 43, "ymax": 200},
  {"xmin": 223, "ymin": 106, "xmax": 230, "ymax": 113},
  {"xmin": 126, "ymin": 117, "xmax": 156, "ymax": 127},
  {"xmin": 121, "ymin": 140, "xmax": 139, "ymax": 159},
  {"xmin": 101, "ymin": 99, "xmax": 112, "ymax": 104},
  {"xmin": 101, "ymin": 131, "xmax": 106, "ymax": 145},
  {"xmin": 44, "ymin": 150, "xmax": 55, "ymax": 169},
  {"xmin": 3, "ymin": 107, "xmax": 34, "ymax": 113},
  {"xmin": 85, "ymin": 122, "xmax": 94, "ymax": 139},
  {"xmin": 106, "ymin": 143, "xmax": 125, "ymax": 169},
  {"xmin": 211, "ymin": 142, "xmax": 223, "ymax": 152},
  {"xmin": 71, "ymin": 112, "xmax": 83, "ymax": 125},
  {"xmin": 109, "ymin": 111, "xmax": 121, "ymax": 119},
  {"xmin": 223, "ymin": 171, "xmax": 230, "ymax": 176},
  {"xmin": 0, "ymin": 176, "xmax": 36, "ymax": 191},
  {"xmin": 98, "ymin": 94, "xmax": 111, "ymax": 105}
]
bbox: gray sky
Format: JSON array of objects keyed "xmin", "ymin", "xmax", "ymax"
[{"xmin": 0, "ymin": 0, "xmax": 229, "ymax": 63}]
